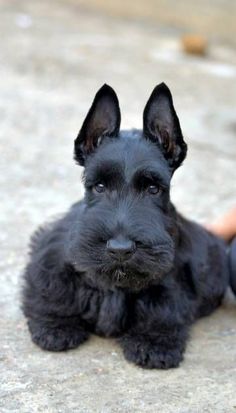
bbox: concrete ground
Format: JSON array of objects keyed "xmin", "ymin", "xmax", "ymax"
[{"xmin": 0, "ymin": 0, "xmax": 236, "ymax": 412}]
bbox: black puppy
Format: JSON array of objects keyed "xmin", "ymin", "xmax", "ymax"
[{"xmin": 23, "ymin": 83, "xmax": 229, "ymax": 369}]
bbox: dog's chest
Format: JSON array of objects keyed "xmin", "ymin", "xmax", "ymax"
[{"xmin": 78, "ymin": 285, "xmax": 128, "ymax": 336}]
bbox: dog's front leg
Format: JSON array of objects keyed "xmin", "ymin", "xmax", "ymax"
[
  {"xmin": 23, "ymin": 262, "xmax": 91, "ymax": 351},
  {"xmin": 119, "ymin": 294, "xmax": 189, "ymax": 369},
  {"xmin": 27, "ymin": 316, "xmax": 89, "ymax": 352}
]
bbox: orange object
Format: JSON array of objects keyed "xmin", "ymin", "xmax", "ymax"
[
  {"xmin": 207, "ymin": 207, "xmax": 236, "ymax": 242},
  {"xmin": 181, "ymin": 34, "xmax": 207, "ymax": 56}
]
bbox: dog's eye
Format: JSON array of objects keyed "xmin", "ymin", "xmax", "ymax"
[
  {"xmin": 94, "ymin": 183, "xmax": 105, "ymax": 193},
  {"xmin": 147, "ymin": 184, "xmax": 160, "ymax": 195}
]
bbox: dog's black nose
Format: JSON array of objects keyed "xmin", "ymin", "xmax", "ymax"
[{"xmin": 107, "ymin": 237, "xmax": 136, "ymax": 261}]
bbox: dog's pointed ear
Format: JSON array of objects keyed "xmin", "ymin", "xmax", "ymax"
[
  {"xmin": 74, "ymin": 84, "xmax": 121, "ymax": 165},
  {"xmin": 143, "ymin": 83, "xmax": 187, "ymax": 170}
]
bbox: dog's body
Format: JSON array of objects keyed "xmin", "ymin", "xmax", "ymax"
[{"xmin": 23, "ymin": 84, "xmax": 229, "ymax": 368}]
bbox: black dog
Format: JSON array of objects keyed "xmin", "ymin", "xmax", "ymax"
[{"xmin": 23, "ymin": 83, "xmax": 229, "ymax": 369}]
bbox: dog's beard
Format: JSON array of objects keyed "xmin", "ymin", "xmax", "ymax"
[
  {"xmin": 72, "ymin": 242, "xmax": 175, "ymax": 291},
  {"xmin": 101, "ymin": 247, "xmax": 174, "ymax": 290},
  {"xmin": 101, "ymin": 264, "xmax": 153, "ymax": 290}
]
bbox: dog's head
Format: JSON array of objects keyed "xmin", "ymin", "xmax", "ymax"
[{"xmin": 69, "ymin": 83, "xmax": 187, "ymax": 290}]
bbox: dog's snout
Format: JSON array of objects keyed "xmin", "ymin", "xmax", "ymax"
[{"xmin": 107, "ymin": 237, "xmax": 136, "ymax": 261}]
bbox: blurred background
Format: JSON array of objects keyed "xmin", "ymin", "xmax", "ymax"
[
  {"xmin": 1, "ymin": 1, "xmax": 236, "ymax": 412},
  {"xmin": 1, "ymin": 0, "xmax": 236, "ymax": 226}
]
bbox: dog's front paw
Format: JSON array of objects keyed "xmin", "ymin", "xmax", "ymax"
[
  {"xmin": 120, "ymin": 335, "xmax": 184, "ymax": 369},
  {"xmin": 28, "ymin": 320, "xmax": 89, "ymax": 351}
]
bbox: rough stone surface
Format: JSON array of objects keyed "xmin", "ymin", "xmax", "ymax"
[{"xmin": 0, "ymin": 1, "xmax": 236, "ymax": 412}]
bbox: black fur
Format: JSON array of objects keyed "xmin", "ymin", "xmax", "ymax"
[{"xmin": 22, "ymin": 83, "xmax": 229, "ymax": 369}]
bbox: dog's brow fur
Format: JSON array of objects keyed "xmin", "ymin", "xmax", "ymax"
[
  {"xmin": 84, "ymin": 161, "xmax": 124, "ymax": 186},
  {"xmin": 133, "ymin": 168, "xmax": 169, "ymax": 189}
]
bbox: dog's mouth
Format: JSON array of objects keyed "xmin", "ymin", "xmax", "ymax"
[
  {"xmin": 111, "ymin": 266, "xmax": 151, "ymax": 290},
  {"xmin": 99, "ymin": 257, "xmax": 168, "ymax": 290}
]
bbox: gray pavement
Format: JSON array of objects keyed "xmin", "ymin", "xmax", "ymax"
[{"xmin": 0, "ymin": 1, "xmax": 236, "ymax": 412}]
